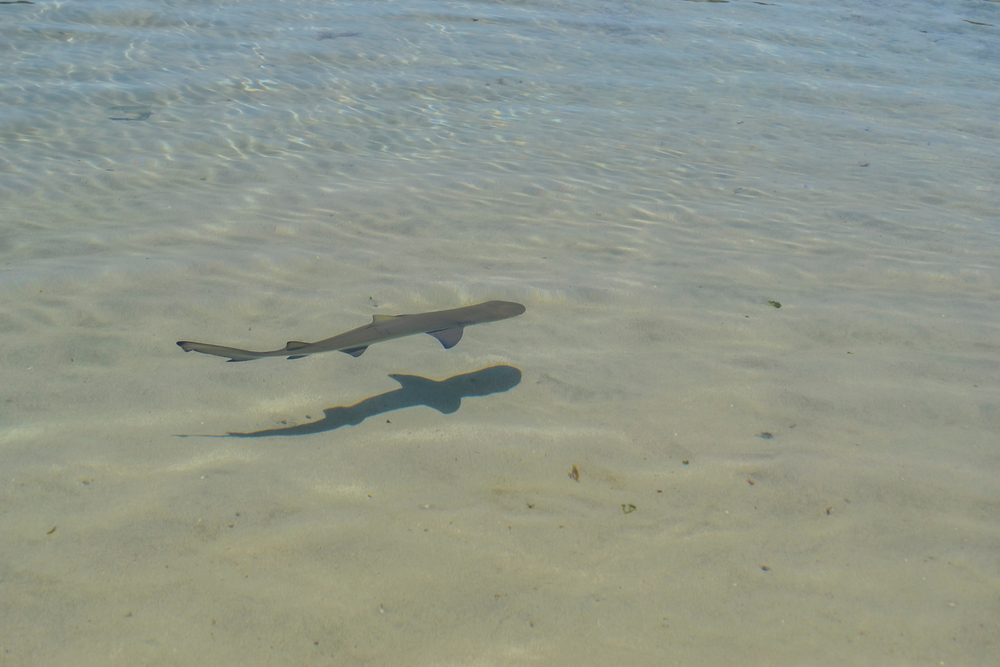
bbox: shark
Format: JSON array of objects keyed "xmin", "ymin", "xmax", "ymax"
[{"xmin": 177, "ymin": 300, "xmax": 526, "ymax": 362}]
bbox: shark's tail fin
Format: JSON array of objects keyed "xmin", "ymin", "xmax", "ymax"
[{"xmin": 177, "ymin": 341, "xmax": 265, "ymax": 362}]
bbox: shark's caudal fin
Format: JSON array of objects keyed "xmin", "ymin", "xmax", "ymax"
[{"xmin": 177, "ymin": 341, "xmax": 263, "ymax": 362}]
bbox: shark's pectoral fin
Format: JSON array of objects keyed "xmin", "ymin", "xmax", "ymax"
[
  {"xmin": 427, "ymin": 327, "xmax": 464, "ymax": 349},
  {"xmin": 341, "ymin": 346, "xmax": 368, "ymax": 357}
]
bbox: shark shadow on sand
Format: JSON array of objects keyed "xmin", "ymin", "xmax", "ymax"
[{"xmin": 184, "ymin": 365, "xmax": 522, "ymax": 438}]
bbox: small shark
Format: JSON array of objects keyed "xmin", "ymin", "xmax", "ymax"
[{"xmin": 177, "ymin": 300, "xmax": 526, "ymax": 362}]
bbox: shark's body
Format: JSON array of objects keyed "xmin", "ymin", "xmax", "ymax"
[{"xmin": 177, "ymin": 300, "xmax": 525, "ymax": 362}]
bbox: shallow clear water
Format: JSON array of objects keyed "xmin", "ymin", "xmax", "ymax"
[{"xmin": 2, "ymin": 0, "xmax": 999, "ymax": 664}]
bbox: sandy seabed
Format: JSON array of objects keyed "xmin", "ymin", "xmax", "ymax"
[
  {"xmin": 2, "ymin": 233, "xmax": 997, "ymax": 665},
  {"xmin": 2, "ymin": 0, "xmax": 999, "ymax": 664}
]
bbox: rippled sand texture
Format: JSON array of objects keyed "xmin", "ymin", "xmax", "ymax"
[{"xmin": 1, "ymin": 0, "xmax": 999, "ymax": 665}]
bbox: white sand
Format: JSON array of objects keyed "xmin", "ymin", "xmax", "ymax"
[{"xmin": 2, "ymin": 0, "xmax": 998, "ymax": 665}]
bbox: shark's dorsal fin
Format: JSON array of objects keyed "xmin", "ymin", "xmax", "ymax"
[
  {"xmin": 285, "ymin": 341, "xmax": 310, "ymax": 351},
  {"xmin": 427, "ymin": 327, "xmax": 464, "ymax": 349},
  {"xmin": 372, "ymin": 314, "xmax": 397, "ymax": 324}
]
